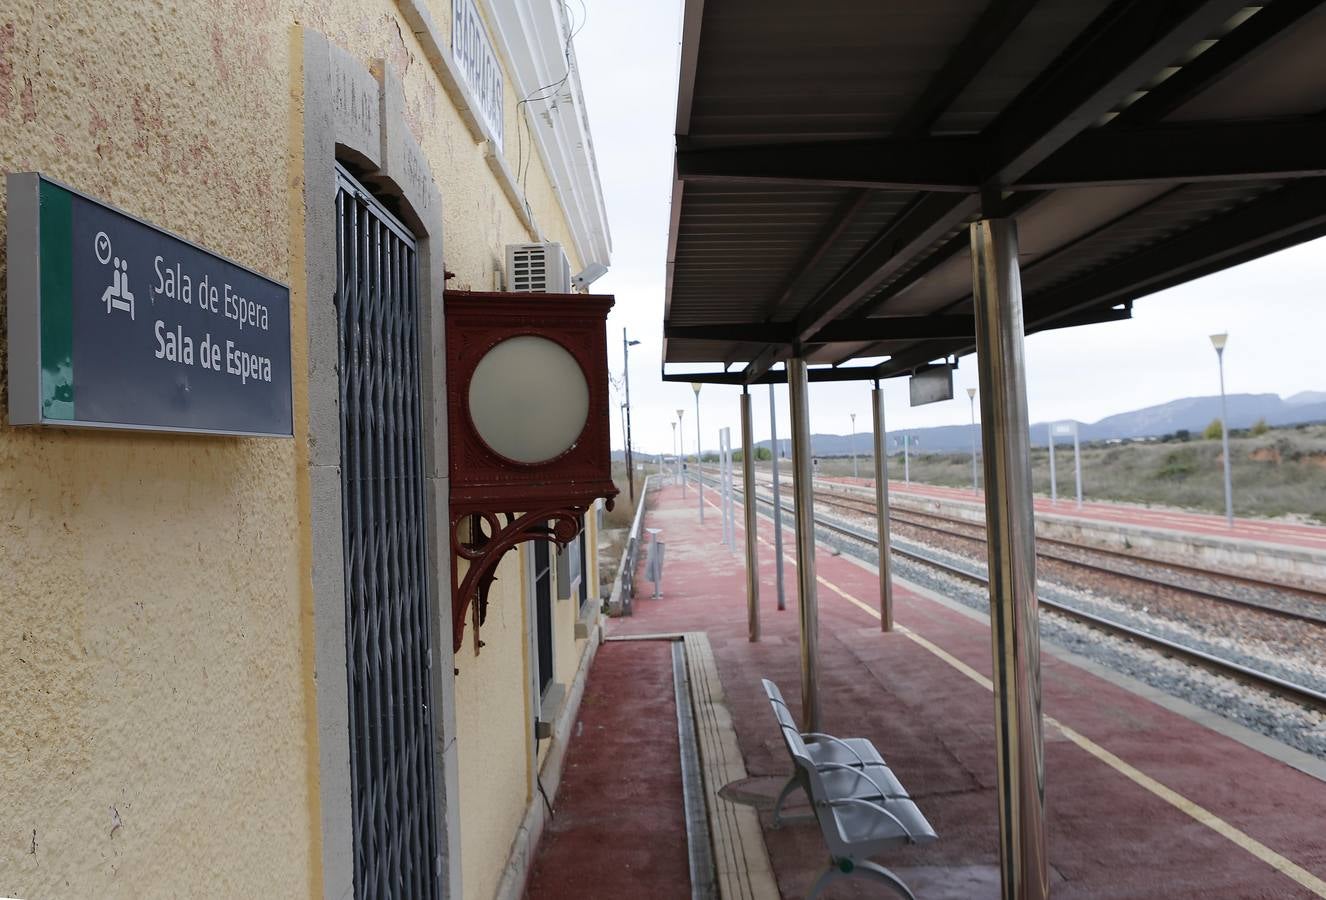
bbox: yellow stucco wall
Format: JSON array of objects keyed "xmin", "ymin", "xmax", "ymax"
[{"xmin": 0, "ymin": 1, "xmax": 603, "ymax": 898}]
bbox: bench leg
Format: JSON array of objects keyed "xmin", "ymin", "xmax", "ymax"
[
  {"xmin": 772, "ymin": 775, "xmax": 804, "ymax": 828},
  {"xmin": 807, "ymin": 859, "xmax": 916, "ymax": 900},
  {"xmin": 853, "ymin": 860, "xmax": 916, "ymax": 900}
]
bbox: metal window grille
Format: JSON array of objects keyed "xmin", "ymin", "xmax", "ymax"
[{"xmin": 335, "ymin": 164, "xmax": 441, "ymax": 900}]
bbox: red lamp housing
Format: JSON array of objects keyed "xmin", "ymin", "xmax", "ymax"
[{"xmin": 445, "ymin": 290, "xmax": 618, "ymax": 654}]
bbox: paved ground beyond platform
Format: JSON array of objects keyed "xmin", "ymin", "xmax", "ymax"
[
  {"xmin": 524, "ymin": 640, "xmax": 690, "ymax": 899},
  {"xmin": 611, "ymin": 483, "xmax": 1326, "ymax": 899}
]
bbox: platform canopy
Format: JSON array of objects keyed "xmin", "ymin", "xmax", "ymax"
[{"xmin": 663, "ymin": 0, "xmax": 1326, "ymax": 384}]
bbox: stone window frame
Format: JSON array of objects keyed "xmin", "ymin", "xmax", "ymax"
[{"xmin": 300, "ymin": 29, "xmax": 461, "ymax": 900}]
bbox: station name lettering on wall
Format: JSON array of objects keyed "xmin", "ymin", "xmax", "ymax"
[
  {"xmin": 6, "ymin": 173, "xmax": 293, "ymax": 436},
  {"xmin": 452, "ymin": 0, "xmax": 505, "ymax": 150}
]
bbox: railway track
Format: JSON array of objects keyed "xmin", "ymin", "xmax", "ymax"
[
  {"xmin": 692, "ymin": 470, "xmax": 1326, "ymax": 712},
  {"xmin": 745, "ymin": 471, "xmax": 1326, "ymax": 627},
  {"xmin": 807, "ymin": 505, "xmax": 1326, "ymax": 715}
]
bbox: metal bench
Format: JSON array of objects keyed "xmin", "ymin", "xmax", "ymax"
[
  {"xmin": 762, "ymin": 679, "xmax": 937, "ymax": 900},
  {"xmin": 762, "ymin": 680, "xmax": 900, "ymax": 826}
]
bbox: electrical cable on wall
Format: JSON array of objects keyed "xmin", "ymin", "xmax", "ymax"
[{"xmin": 514, "ymin": 0, "xmax": 588, "ymax": 221}]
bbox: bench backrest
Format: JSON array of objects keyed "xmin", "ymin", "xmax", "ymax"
[{"xmin": 762, "ymin": 676, "xmax": 936, "ymax": 859}]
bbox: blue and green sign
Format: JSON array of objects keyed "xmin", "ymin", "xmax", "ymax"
[{"xmin": 6, "ymin": 173, "xmax": 292, "ymax": 436}]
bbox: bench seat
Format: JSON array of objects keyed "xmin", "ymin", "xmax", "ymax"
[{"xmin": 761, "ymin": 677, "xmax": 937, "ymax": 900}]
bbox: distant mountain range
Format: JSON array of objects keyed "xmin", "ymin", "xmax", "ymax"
[
  {"xmin": 779, "ymin": 392, "xmax": 1326, "ymax": 457},
  {"xmin": 616, "ymin": 392, "xmax": 1326, "ymax": 460}
]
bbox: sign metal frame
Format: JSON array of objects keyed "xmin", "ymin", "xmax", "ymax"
[
  {"xmin": 908, "ymin": 362, "xmax": 956, "ymax": 407},
  {"xmin": 6, "ymin": 172, "xmax": 293, "ymax": 437}
]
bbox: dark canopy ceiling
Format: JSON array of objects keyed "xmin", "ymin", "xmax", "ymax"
[{"xmin": 662, "ymin": 0, "xmax": 1326, "ymax": 384}]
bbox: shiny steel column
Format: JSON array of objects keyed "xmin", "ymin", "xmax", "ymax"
[
  {"xmin": 741, "ymin": 389, "xmax": 760, "ymax": 642},
  {"xmin": 871, "ymin": 381, "xmax": 894, "ymax": 632},
  {"xmin": 787, "ymin": 358, "xmax": 821, "ymax": 732},
  {"xmin": 970, "ymin": 218, "xmax": 1049, "ymax": 900},
  {"xmin": 768, "ymin": 384, "xmax": 787, "ymax": 611}
]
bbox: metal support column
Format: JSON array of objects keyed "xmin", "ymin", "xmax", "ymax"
[
  {"xmin": 787, "ymin": 358, "xmax": 821, "ymax": 732},
  {"xmin": 726, "ymin": 426, "xmax": 737, "ymax": 548},
  {"xmin": 694, "ymin": 389, "xmax": 704, "ymax": 523},
  {"xmin": 769, "ymin": 385, "xmax": 787, "ymax": 611},
  {"xmin": 871, "ymin": 381, "xmax": 895, "ymax": 632},
  {"xmin": 741, "ymin": 389, "xmax": 760, "ymax": 642},
  {"xmin": 970, "ymin": 218, "xmax": 1049, "ymax": 900}
]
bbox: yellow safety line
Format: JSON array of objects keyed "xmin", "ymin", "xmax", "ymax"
[
  {"xmin": 697, "ymin": 485, "xmax": 1326, "ymax": 895},
  {"xmin": 824, "ymin": 567, "xmax": 1326, "ymax": 897}
]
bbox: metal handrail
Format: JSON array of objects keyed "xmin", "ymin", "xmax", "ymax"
[{"xmin": 608, "ymin": 474, "xmax": 653, "ymax": 616}]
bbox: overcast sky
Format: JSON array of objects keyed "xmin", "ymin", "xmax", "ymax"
[{"xmin": 572, "ymin": 2, "xmax": 1326, "ymax": 456}]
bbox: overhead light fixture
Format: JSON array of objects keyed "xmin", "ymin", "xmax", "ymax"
[{"xmin": 572, "ymin": 262, "xmax": 609, "ymax": 290}]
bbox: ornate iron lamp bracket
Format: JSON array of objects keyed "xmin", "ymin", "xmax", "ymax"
[{"xmin": 449, "ymin": 504, "xmax": 589, "ymax": 654}]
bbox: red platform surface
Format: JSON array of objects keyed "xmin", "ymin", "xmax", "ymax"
[
  {"xmin": 607, "ymin": 483, "xmax": 1326, "ymax": 899},
  {"xmin": 821, "ymin": 476, "xmax": 1326, "ymax": 552},
  {"xmin": 524, "ymin": 639, "xmax": 691, "ymax": 899}
]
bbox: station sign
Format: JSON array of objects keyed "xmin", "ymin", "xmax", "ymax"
[
  {"xmin": 6, "ymin": 174, "xmax": 292, "ymax": 436},
  {"xmin": 908, "ymin": 363, "xmax": 954, "ymax": 407},
  {"xmin": 1052, "ymin": 421, "xmax": 1078, "ymax": 437}
]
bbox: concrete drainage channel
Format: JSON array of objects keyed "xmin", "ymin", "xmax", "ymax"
[
  {"xmin": 673, "ymin": 640, "xmax": 718, "ymax": 900},
  {"xmin": 606, "ymin": 632, "xmax": 778, "ymax": 900}
]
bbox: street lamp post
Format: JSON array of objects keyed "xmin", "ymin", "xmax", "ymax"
[
  {"xmin": 1211, "ymin": 333, "xmax": 1234, "ymax": 527},
  {"xmin": 850, "ymin": 412, "xmax": 858, "ymax": 478},
  {"xmin": 677, "ymin": 409, "xmax": 686, "ymax": 497},
  {"xmin": 619, "ymin": 401, "xmax": 627, "ymax": 488},
  {"xmin": 671, "ymin": 421, "xmax": 678, "ymax": 486},
  {"xmin": 692, "ymin": 383, "xmax": 704, "ymax": 522},
  {"xmin": 968, "ymin": 387, "xmax": 979, "ymax": 493},
  {"xmin": 1048, "ymin": 424, "xmax": 1057, "ymax": 504},
  {"xmin": 623, "ymin": 330, "xmax": 641, "ymax": 503}
]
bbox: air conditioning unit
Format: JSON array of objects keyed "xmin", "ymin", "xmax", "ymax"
[{"xmin": 506, "ymin": 242, "xmax": 572, "ymax": 293}]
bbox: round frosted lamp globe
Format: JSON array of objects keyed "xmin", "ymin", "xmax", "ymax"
[{"xmin": 468, "ymin": 335, "xmax": 589, "ymax": 464}]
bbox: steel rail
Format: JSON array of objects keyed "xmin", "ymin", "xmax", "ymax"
[
  {"xmin": 881, "ymin": 507, "xmax": 1326, "ymax": 627},
  {"xmin": 883, "ymin": 501, "xmax": 1326, "ymax": 604},
  {"xmin": 729, "ymin": 467, "xmax": 1326, "ymax": 627},
  {"xmin": 805, "ymin": 475, "xmax": 1324, "ymax": 601}
]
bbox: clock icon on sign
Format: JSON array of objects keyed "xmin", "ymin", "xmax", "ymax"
[{"xmin": 94, "ymin": 231, "xmax": 113, "ymax": 265}]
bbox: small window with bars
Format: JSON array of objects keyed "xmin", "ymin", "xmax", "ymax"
[{"xmin": 556, "ymin": 517, "xmax": 588, "ymax": 606}]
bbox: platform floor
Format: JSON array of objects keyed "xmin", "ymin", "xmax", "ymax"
[
  {"xmin": 605, "ymin": 483, "xmax": 1326, "ymax": 899},
  {"xmin": 524, "ymin": 640, "xmax": 691, "ymax": 899},
  {"xmin": 819, "ymin": 476, "xmax": 1326, "ymax": 552}
]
